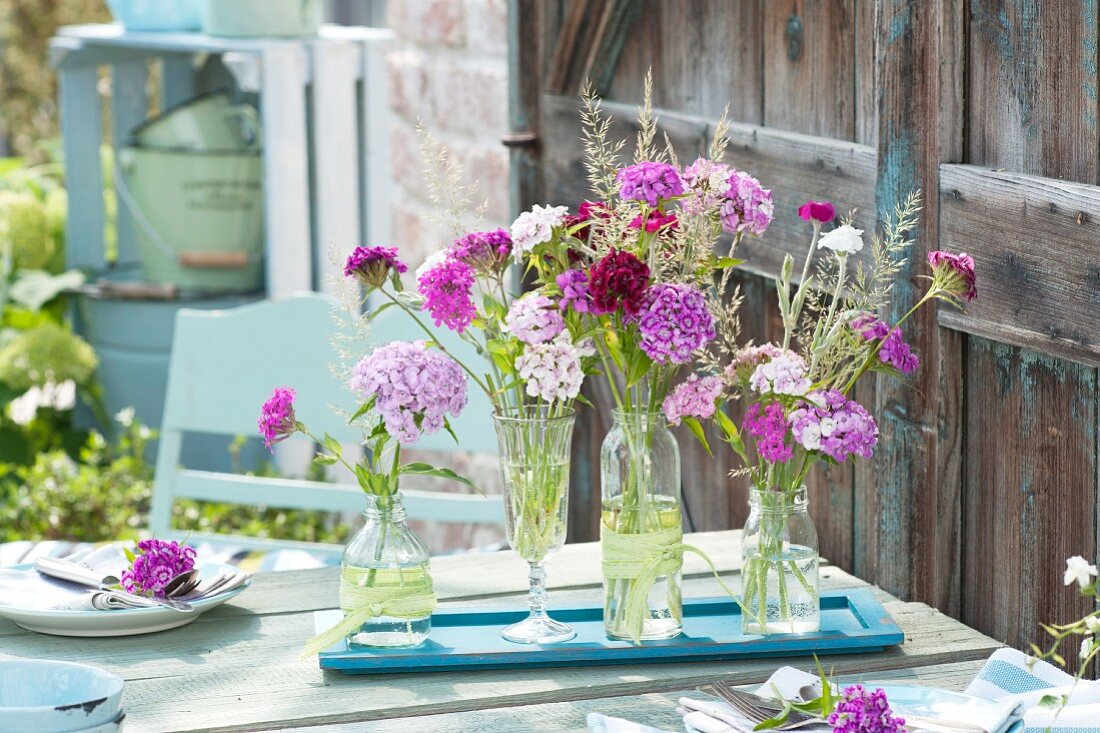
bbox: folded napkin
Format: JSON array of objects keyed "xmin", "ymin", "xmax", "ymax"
[
  {"xmin": 0, "ymin": 545, "xmax": 247, "ymax": 611},
  {"xmin": 587, "ymin": 648, "xmax": 1100, "ymax": 733}
]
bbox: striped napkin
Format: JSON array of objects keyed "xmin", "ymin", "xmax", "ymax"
[{"xmin": 587, "ymin": 648, "xmax": 1100, "ymax": 733}]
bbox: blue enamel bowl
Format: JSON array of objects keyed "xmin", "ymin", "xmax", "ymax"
[{"xmin": 0, "ymin": 660, "xmax": 124, "ymax": 732}]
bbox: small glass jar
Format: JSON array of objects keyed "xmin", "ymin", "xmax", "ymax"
[
  {"xmin": 600, "ymin": 408, "xmax": 683, "ymax": 641},
  {"xmin": 741, "ymin": 487, "xmax": 820, "ymax": 634},
  {"xmin": 341, "ymin": 491, "xmax": 434, "ymax": 648}
]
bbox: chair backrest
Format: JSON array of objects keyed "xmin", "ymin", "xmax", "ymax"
[{"xmin": 150, "ymin": 292, "xmax": 503, "ymax": 556}]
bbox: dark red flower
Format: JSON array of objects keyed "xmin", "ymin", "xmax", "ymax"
[
  {"xmin": 798, "ymin": 200, "xmax": 836, "ymax": 223},
  {"xmin": 629, "ymin": 209, "xmax": 679, "ymax": 233},
  {"xmin": 588, "ymin": 249, "xmax": 651, "ymax": 316}
]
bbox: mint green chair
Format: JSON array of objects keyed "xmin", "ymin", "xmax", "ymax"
[{"xmin": 149, "ymin": 292, "xmax": 502, "ymax": 557}]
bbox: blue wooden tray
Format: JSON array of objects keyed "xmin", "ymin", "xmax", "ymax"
[{"xmin": 315, "ymin": 587, "xmax": 902, "ymax": 674}]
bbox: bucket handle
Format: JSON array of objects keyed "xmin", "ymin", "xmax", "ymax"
[{"xmin": 115, "ymin": 151, "xmax": 261, "ymax": 270}]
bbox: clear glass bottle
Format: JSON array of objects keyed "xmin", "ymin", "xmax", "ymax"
[
  {"xmin": 493, "ymin": 407, "xmax": 576, "ymax": 644},
  {"xmin": 600, "ymin": 408, "xmax": 683, "ymax": 641},
  {"xmin": 341, "ymin": 492, "xmax": 433, "ymax": 648},
  {"xmin": 741, "ymin": 487, "xmax": 820, "ymax": 634}
]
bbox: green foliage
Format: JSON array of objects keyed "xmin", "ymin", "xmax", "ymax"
[{"xmin": 0, "ymin": 320, "xmax": 98, "ymax": 390}]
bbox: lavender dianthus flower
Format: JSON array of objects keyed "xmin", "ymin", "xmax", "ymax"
[
  {"xmin": 827, "ymin": 685, "xmax": 906, "ymax": 733},
  {"xmin": 680, "ymin": 157, "xmax": 732, "ymax": 215},
  {"xmin": 505, "ymin": 294, "xmax": 565, "ymax": 345},
  {"xmin": 663, "ymin": 374, "xmax": 723, "ymax": 426},
  {"xmin": 635, "ymin": 283, "xmax": 716, "ymax": 364},
  {"xmin": 789, "ymin": 389, "xmax": 879, "ymax": 462},
  {"xmin": 749, "ymin": 351, "xmax": 811, "ymax": 396},
  {"xmin": 417, "ymin": 258, "xmax": 477, "ymax": 333},
  {"xmin": 350, "ymin": 341, "xmax": 467, "ymax": 445},
  {"xmin": 516, "ymin": 337, "xmax": 583, "ymax": 402},
  {"xmin": 556, "ymin": 268, "xmax": 594, "ymax": 314},
  {"xmin": 121, "ymin": 538, "xmax": 197, "ymax": 597},
  {"xmin": 510, "ymin": 204, "xmax": 568, "ymax": 259},
  {"xmin": 616, "ymin": 161, "xmax": 684, "ymax": 207},
  {"xmin": 850, "ymin": 315, "xmax": 919, "ymax": 375},
  {"xmin": 720, "ymin": 170, "xmax": 774, "ymax": 236}
]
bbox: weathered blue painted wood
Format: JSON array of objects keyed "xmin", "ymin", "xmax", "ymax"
[{"xmin": 316, "ymin": 588, "xmax": 903, "ymax": 673}]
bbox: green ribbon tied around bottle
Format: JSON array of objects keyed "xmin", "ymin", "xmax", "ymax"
[
  {"xmin": 300, "ymin": 567, "xmax": 438, "ymax": 658},
  {"xmin": 601, "ymin": 525, "xmax": 741, "ymax": 644}
]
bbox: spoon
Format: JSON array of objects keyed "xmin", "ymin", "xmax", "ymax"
[{"xmin": 164, "ymin": 569, "xmax": 200, "ymax": 597}]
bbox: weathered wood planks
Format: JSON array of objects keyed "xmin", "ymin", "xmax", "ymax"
[{"xmin": 938, "ymin": 164, "xmax": 1100, "ymax": 367}]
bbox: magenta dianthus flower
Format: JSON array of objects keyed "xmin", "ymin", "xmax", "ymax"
[
  {"xmin": 798, "ymin": 200, "xmax": 836, "ymax": 224},
  {"xmin": 850, "ymin": 313, "xmax": 890, "ymax": 340},
  {"xmin": 635, "ymin": 283, "xmax": 716, "ymax": 364},
  {"xmin": 928, "ymin": 250, "xmax": 978, "ymax": 302},
  {"xmin": 556, "ymin": 268, "xmax": 594, "ymax": 314},
  {"xmin": 258, "ymin": 386, "xmax": 297, "ymax": 451},
  {"xmin": 827, "ymin": 685, "xmax": 906, "ymax": 733},
  {"xmin": 120, "ymin": 538, "xmax": 197, "ymax": 597},
  {"xmin": 629, "ymin": 209, "xmax": 679, "ymax": 232},
  {"xmin": 789, "ymin": 389, "xmax": 879, "ymax": 462},
  {"xmin": 663, "ymin": 374, "xmax": 723, "ymax": 426},
  {"xmin": 742, "ymin": 402, "xmax": 793, "ymax": 464},
  {"xmin": 343, "ymin": 245, "xmax": 408, "ymax": 288},
  {"xmin": 451, "ymin": 229, "xmax": 512, "ymax": 274},
  {"xmin": 417, "ymin": 258, "xmax": 477, "ymax": 333},
  {"xmin": 720, "ymin": 170, "xmax": 774, "ymax": 236},
  {"xmin": 616, "ymin": 161, "xmax": 684, "ymax": 207},
  {"xmin": 349, "ymin": 341, "xmax": 467, "ymax": 445},
  {"xmin": 505, "ymin": 294, "xmax": 565, "ymax": 344}
]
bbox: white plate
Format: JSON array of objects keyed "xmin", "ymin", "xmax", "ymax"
[{"xmin": 0, "ymin": 564, "xmax": 250, "ymax": 637}]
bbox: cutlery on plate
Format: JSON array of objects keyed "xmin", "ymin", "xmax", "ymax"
[
  {"xmin": 33, "ymin": 557, "xmax": 195, "ymax": 613},
  {"xmin": 710, "ymin": 680, "xmax": 990, "ymax": 733}
]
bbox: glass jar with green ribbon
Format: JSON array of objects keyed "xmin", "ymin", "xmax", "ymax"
[
  {"xmin": 302, "ymin": 491, "xmax": 436, "ymax": 656},
  {"xmin": 600, "ymin": 408, "xmax": 683, "ymax": 642}
]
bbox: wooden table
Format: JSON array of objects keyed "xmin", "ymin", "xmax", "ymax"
[{"xmin": 0, "ymin": 531, "xmax": 1001, "ymax": 732}]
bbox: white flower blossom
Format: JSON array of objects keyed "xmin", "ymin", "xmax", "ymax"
[
  {"xmin": 1084, "ymin": 615, "xmax": 1100, "ymax": 634},
  {"xmin": 509, "ymin": 204, "xmax": 568, "ymax": 261},
  {"xmin": 817, "ymin": 224, "xmax": 864, "ymax": 255},
  {"xmin": 516, "ymin": 338, "xmax": 583, "ymax": 402},
  {"xmin": 1081, "ymin": 637, "xmax": 1094, "ymax": 661},
  {"xmin": 415, "ymin": 249, "xmax": 450, "ymax": 280},
  {"xmin": 1064, "ymin": 555, "xmax": 1098, "ymax": 588}
]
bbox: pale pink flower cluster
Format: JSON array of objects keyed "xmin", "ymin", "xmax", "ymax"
[
  {"xmin": 510, "ymin": 204, "xmax": 568, "ymax": 259},
  {"xmin": 662, "ymin": 374, "xmax": 723, "ymax": 426},
  {"xmin": 516, "ymin": 338, "xmax": 584, "ymax": 402},
  {"xmin": 749, "ymin": 351, "xmax": 811, "ymax": 396},
  {"xmin": 504, "ymin": 294, "xmax": 565, "ymax": 344}
]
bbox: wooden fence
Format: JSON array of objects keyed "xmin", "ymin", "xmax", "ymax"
[{"xmin": 508, "ymin": 0, "xmax": 1100, "ymax": 655}]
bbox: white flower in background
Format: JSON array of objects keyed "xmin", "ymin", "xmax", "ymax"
[
  {"xmin": 415, "ymin": 249, "xmax": 451, "ymax": 280},
  {"xmin": 8, "ymin": 380, "xmax": 76, "ymax": 425},
  {"xmin": 1064, "ymin": 555, "xmax": 1098, "ymax": 588},
  {"xmin": 509, "ymin": 204, "xmax": 568, "ymax": 260},
  {"xmin": 1080, "ymin": 637, "xmax": 1094, "ymax": 661},
  {"xmin": 817, "ymin": 224, "xmax": 865, "ymax": 255},
  {"xmin": 1084, "ymin": 615, "xmax": 1100, "ymax": 634}
]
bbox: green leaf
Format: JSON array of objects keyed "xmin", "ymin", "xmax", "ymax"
[
  {"xmin": 348, "ymin": 395, "xmax": 377, "ymax": 424},
  {"xmin": 623, "ymin": 348, "xmax": 653, "ymax": 389},
  {"xmin": 322, "ymin": 433, "xmax": 343, "ymax": 457},
  {"xmin": 313, "ymin": 453, "xmax": 339, "ymax": 466},
  {"xmin": 442, "ymin": 418, "xmax": 459, "ymax": 445},
  {"xmin": 714, "ymin": 257, "xmax": 745, "ymax": 269},
  {"xmin": 123, "ymin": 545, "xmax": 136, "ymax": 563},
  {"xmin": 715, "ymin": 408, "xmax": 744, "ymax": 452},
  {"xmin": 399, "ymin": 462, "xmax": 483, "ymax": 494},
  {"xmin": 682, "ymin": 417, "xmax": 712, "ymax": 456}
]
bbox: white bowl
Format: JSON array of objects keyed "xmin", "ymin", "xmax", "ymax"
[{"xmin": 0, "ymin": 660, "xmax": 124, "ymax": 733}]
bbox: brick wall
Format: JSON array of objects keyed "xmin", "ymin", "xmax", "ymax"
[
  {"xmin": 384, "ymin": 0, "xmax": 510, "ymax": 554},
  {"xmin": 386, "ymin": 0, "xmax": 510, "ymax": 270}
]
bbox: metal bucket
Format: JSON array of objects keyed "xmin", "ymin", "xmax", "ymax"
[
  {"xmin": 118, "ymin": 146, "xmax": 264, "ymax": 293},
  {"xmin": 202, "ymin": 0, "xmax": 322, "ymax": 38},
  {"xmin": 106, "ymin": 0, "xmax": 202, "ymax": 31},
  {"xmin": 130, "ymin": 91, "xmax": 259, "ymax": 151}
]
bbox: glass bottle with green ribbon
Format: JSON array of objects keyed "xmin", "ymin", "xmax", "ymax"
[
  {"xmin": 600, "ymin": 408, "xmax": 684, "ymax": 642},
  {"xmin": 339, "ymin": 491, "xmax": 437, "ymax": 648},
  {"xmin": 741, "ymin": 486, "xmax": 819, "ymax": 634}
]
